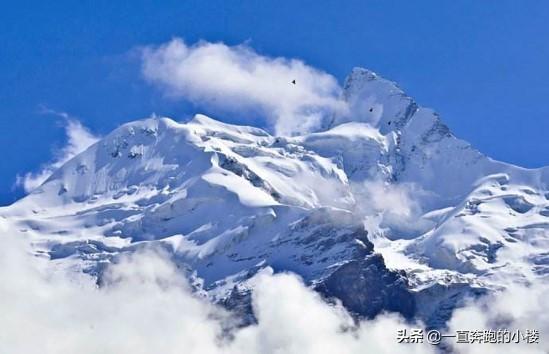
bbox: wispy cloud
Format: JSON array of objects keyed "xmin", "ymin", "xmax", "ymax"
[
  {"xmin": 15, "ymin": 107, "xmax": 99, "ymax": 193},
  {"xmin": 140, "ymin": 38, "xmax": 348, "ymax": 136}
]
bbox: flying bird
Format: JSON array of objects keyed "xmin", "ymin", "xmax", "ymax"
[{"xmin": 291, "ymin": 80, "xmax": 296, "ymax": 85}]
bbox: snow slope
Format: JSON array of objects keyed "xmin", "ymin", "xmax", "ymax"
[{"xmin": 2, "ymin": 68, "xmax": 548, "ymax": 327}]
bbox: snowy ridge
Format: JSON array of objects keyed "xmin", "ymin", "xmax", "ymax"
[{"xmin": 2, "ymin": 68, "xmax": 549, "ymax": 327}]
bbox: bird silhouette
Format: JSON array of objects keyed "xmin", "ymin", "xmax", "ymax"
[{"xmin": 291, "ymin": 80, "xmax": 296, "ymax": 85}]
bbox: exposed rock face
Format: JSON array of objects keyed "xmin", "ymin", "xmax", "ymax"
[{"xmin": 316, "ymin": 254, "xmax": 416, "ymax": 320}]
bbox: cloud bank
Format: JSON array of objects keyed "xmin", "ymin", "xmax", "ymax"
[
  {"xmin": 447, "ymin": 277, "xmax": 549, "ymax": 354},
  {"xmin": 15, "ymin": 111, "xmax": 99, "ymax": 193},
  {"xmin": 0, "ymin": 231, "xmax": 434, "ymax": 354},
  {"xmin": 141, "ymin": 38, "xmax": 348, "ymax": 136},
  {"xmin": 1, "ymin": 225, "xmax": 547, "ymax": 353}
]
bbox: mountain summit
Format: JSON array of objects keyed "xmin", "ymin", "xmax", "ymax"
[{"xmin": 3, "ymin": 68, "xmax": 549, "ymax": 327}]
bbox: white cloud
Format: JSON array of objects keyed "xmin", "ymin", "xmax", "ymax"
[
  {"xmin": 357, "ymin": 180, "xmax": 419, "ymax": 218},
  {"xmin": 231, "ymin": 271, "xmax": 433, "ymax": 354},
  {"xmin": 2, "ymin": 226, "xmax": 546, "ymax": 354},
  {"xmin": 447, "ymin": 280, "xmax": 549, "ymax": 354},
  {"xmin": 351, "ymin": 179, "xmax": 435, "ymax": 239},
  {"xmin": 15, "ymin": 110, "xmax": 99, "ymax": 193},
  {"xmin": 0, "ymin": 230, "xmax": 434, "ymax": 354},
  {"xmin": 141, "ymin": 38, "xmax": 348, "ymax": 136},
  {"xmin": 0, "ymin": 233, "xmax": 224, "ymax": 354},
  {"xmin": 15, "ymin": 169, "xmax": 53, "ymax": 195}
]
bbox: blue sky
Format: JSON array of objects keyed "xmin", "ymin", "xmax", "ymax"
[{"xmin": 2, "ymin": 0, "xmax": 549, "ymax": 205}]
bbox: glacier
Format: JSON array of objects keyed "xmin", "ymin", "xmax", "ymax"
[{"xmin": 2, "ymin": 68, "xmax": 548, "ymax": 328}]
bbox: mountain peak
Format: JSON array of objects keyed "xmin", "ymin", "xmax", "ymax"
[
  {"xmin": 5, "ymin": 68, "xmax": 549, "ymax": 333},
  {"xmin": 327, "ymin": 68, "xmax": 417, "ymax": 132},
  {"xmin": 346, "ymin": 67, "xmax": 378, "ymax": 80}
]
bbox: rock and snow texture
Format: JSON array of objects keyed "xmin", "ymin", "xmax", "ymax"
[{"xmin": 2, "ymin": 68, "xmax": 548, "ymax": 327}]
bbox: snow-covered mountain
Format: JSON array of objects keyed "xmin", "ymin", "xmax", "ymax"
[{"xmin": 2, "ymin": 68, "xmax": 548, "ymax": 327}]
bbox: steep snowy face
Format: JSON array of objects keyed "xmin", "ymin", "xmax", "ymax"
[
  {"xmin": 330, "ymin": 68, "xmax": 417, "ymax": 133},
  {"xmin": 2, "ymin": 68, "xmax": 549, "ymax": 328}
]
